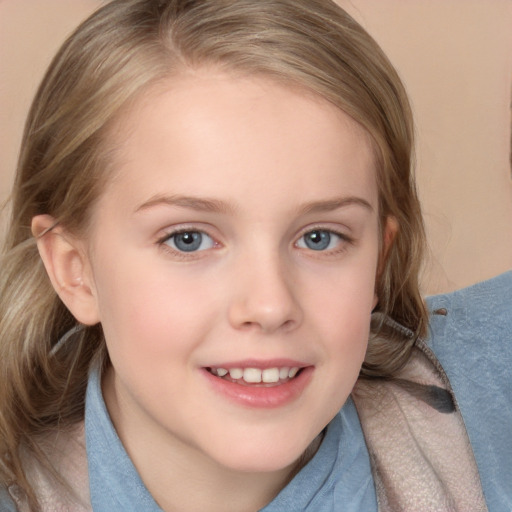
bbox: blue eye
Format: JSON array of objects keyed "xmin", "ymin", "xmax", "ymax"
[
  {"xmin": 297, "ymin": 230, "xmax": 342, "ymax": 251},
  {"xmin": 164, "ymin": 231, "xmax": 214, "ymax": 252}
]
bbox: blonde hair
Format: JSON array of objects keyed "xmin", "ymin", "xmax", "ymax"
[{"xmin": 0, "ymin": 0, "xmax": 426, "ymax": 507}]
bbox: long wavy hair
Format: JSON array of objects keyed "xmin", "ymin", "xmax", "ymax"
[{"xmin": 0, "ymin": 0, "xmax": 426, "ymax": 508}]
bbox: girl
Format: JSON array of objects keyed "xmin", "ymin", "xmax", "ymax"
[{"xmin": 0, "ymin": 0, "xmax": 509, "ymax": 511}]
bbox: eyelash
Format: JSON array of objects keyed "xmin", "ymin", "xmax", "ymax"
[{"xmin": 156, "ymin": 226, "xmax": 353, "ymax": 258}]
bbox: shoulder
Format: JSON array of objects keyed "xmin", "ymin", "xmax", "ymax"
[
  {"xmin": 426, "ymin": 270, "xmax": 512, "ymax": 387},
  {"xmin": 427, "ymin": 270, "xmax": 512, "ymax": 341},
  {"xmin": 0, "ymin": 423, "xmax": 89, "ymax": 512},
  {"xmin": 425, "ymin": 271, "xmax": 512, "ymax": 511}
]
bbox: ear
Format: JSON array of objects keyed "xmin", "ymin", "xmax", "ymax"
[
  {"xmin": 373, "ymin": 216, "xmax": 399, "ymax": 309},
  {"xmin": 380, "ymin": 216, "xmax": 398, "ymax": 270},
  {"xmin": 32, "ymin": 215, "xmax": 100, "ymax": 325}
]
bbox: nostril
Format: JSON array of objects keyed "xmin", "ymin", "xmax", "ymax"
[{"xmin": 281, "ymin": 319, "xmax": 296, "ymax": 331}]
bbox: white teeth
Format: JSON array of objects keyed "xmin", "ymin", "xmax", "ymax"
[
  {"xmin": 213, "ymin": 366, "xmax": 302, "ymax": 383},
  {"xmin": 243, "ymin": 368, "xmax": 262, "ymax": 383},
  {"xmin": 262, "ymin": 368, "xmax": 280, "ymax": 383},
  {"xmin": 229, "ymin": 368, "xmax": 243, "ymax": 379}
]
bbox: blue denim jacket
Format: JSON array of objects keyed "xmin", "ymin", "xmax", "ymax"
[
  {"xmin": 1, "ymin": 272, "xmax": 511, "ymax": 511},
  {"xmin": 426, "ymin": 272, "xmax": 512, "ymax": 512}
]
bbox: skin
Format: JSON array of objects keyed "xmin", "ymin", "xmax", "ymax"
[{"xmin": 34, "ymin": 71, "xmax": 395, "ymax": 512}]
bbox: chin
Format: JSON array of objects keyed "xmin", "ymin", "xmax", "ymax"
[{"xmin": 207, "ymin": 431, "xmax": 318, "ymax": 475}]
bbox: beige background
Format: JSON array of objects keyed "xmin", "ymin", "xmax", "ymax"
[{"xmin": 1, "ymin": 0, "xmax": 511, "ymax": 294}]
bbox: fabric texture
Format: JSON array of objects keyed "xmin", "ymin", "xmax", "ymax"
[
  {"xmin": 353, "ymin": 336, "xmax": 487, "ymax": 511},
  {"xmin": 1, "ymin": 271, "xmax": 511, "ymax": 512},
  {"xmin": 426, "ymin": 272, "xmax": 512, "ymax": 512},
  {"xmin": 0, "ymin": 423, "xmax": 89, "ymax": 512},
  {"xmin": 0, "ymin": 488, "xmax": 16, "ymax": 512}
]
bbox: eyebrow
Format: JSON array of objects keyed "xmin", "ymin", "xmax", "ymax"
[
  {"xmin": 135, "ymin": 194, "xmax": 236, "ymax": 214},
  {"xmin": 135, "ymin": 194, "xmax": 373, "ymax": 215},
  {"xmin": 297, "ymin": 196, "xmax": 374, "ymax": 215}
]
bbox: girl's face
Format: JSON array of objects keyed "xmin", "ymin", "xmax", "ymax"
[{"xmin": 81, "ymin": 72, "xmax": 388, "ymax": 477}]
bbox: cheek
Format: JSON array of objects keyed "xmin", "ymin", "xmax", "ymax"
[
  {"xmin": 307, "ymin": 250, "xmax": 379, "ymax": 323},
  {"xmin": 297, "ymin": 268, "xmax": 374, "ymax": 430},
  {"xmin": 304, "ymin": 252, "xmax": 378, "ymax": 371},
  {"xmin": 91, "ymin": 250, "xmax": 217, "ymax": 367}
]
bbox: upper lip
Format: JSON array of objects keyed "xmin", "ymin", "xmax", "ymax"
[{"xmin": 204, "ymin": 358, "xmax": 311, "ymax": 369}]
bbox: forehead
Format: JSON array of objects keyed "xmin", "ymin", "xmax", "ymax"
[{"xmin": 99, "ymin": 70, "xmax": 378, "ymax": 214}]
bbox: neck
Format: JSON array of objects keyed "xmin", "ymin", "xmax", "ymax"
[{"xmin": 152, "ymin": 454, "xmax": 293, "ymax": 512}]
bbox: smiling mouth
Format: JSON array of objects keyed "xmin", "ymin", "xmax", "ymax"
[{"xmin": 206, "ymin": 366, "xmax": 303, "ymax": 386}]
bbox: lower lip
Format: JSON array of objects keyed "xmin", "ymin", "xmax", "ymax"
[{"xmin": 202, "ymin": 367, "xmax": 314, "ymax": 409}]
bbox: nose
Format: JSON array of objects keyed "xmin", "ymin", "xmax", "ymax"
[{"xmin": 227, "ymin": 253, "xmax": 303, "ymax": 334}]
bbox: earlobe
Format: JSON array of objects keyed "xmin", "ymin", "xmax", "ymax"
[
  {"xmin": 382, "ymin": 216, "xmax": 398, "ymax": 259},
  {"xmin": 377, "ymin": 216, "xmax": 398, "ymax": 277},
  {"xmin": 32, "ymin": 215, "xmax": 100, "ymax": 326}
]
